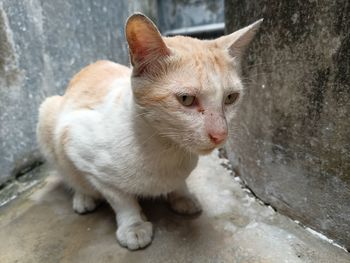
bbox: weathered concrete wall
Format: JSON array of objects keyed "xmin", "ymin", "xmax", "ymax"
[
  {"xmin": 0, "ymin": 0, "xmax": 155, "ymax": 185},
  {"xmin": 225, "ymin": 0, "xmax": 350, "ymax": 249}
]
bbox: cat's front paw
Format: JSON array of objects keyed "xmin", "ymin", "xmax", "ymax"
[
  {"xmin": 116, "ymin": 221, "xmax": 153, "ymax": 250},
  {"xmin": 73, "ymin": 192, "xmax": 98, "ymax": 214},
  {"xmin": 168, "ymin": 193, "xmax": 202, "ymax": 215}
]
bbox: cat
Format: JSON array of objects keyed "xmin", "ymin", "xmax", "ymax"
[{"xmin": 37, "ymin": 13, "xmax": 262, "ymax": 250}]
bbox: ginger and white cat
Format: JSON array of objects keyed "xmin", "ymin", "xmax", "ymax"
[{"xmin": 37, "ymin": 13, "xmax": 262, "ymax": 250}]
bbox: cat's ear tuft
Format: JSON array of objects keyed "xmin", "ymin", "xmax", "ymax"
[
  {"xmin": 217, "ymin": 19, "xmax": 263, "ymax": 59},
  {"xmin": 125, "ymin": 13, "xmax": 170, "ymax": 74}
]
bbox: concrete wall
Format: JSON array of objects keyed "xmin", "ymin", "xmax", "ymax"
[
  {"xmin": 0, "ymin": 0, "xmax": 155, "ymax": 185},
  {"xmin": 225, "ymin": 0, "xmax": 350, "ymax": 249}
]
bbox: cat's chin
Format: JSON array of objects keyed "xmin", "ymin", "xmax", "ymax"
[{"xmin": 195, "ymin": 146, "xmax": 217, "ymax": 155}]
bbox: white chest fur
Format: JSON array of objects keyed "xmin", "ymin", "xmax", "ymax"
[{"xmin": 58, "ymin": 81, "xmax": 198, "ymax": 197}]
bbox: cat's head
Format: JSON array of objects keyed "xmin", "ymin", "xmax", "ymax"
[{"xmin": 125, "ymin": 13, "xmax": 262, "ymax": 155}]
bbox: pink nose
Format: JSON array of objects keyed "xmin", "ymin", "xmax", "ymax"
[{"xmin": 208, "ymin": 131, "xmax": 227, "ymax": 145}]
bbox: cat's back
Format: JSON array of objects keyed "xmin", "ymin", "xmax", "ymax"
[
  {"xmin": 63, "ymin": 60, "xmax": 131, "ymax": 110},
  {"xmin": 37, "ymin": 60, "xmax": 131, "ymax": 166}
]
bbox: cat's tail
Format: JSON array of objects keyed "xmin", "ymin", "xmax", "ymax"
[{"xmin": 37, "ymin": 95, "xmax": 63, "ymax": 165}]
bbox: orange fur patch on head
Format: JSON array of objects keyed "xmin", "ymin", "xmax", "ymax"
[
  {"xmin": 132, "ymin": 77, "xmax": 171, "ymax": 108},
  {"xmin": 135, "ymin": 93, "xmax": 170, "ymax": 107},
  {"xmin": 164, "ymin": 35, "xmax": 236, "ymax": 77}
]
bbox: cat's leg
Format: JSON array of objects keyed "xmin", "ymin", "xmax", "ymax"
[
  {"xmin": 73, "ymin": 191, "xmax": 99, "ymax": 214},
  {"xmin": 58, "ymin": 168, "xmax": 100, "ymax": 214},
  {"xmin": 108, "ymin": 190, "xmax": 153, "ymax": 250},
  {"xmin": 168, "ymin": 182, "xmax": 202, "ymax": 215},
  {"xmin": 91, "ymin": 180, "xmax": 153, "ymax": 250},
  {"xmin": 115, "ymin": 199, "xmax": 153, "ymax": 250}
]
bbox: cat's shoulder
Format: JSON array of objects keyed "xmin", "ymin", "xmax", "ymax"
[
  {"xmin": 70, "ymin": 60, "xmax": 130, "ymax": 85},
  {"xmin": 63, "ymin": 60, "xmax": 131, "ymax": 110}
]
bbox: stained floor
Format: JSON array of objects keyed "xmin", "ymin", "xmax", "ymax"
[{"xmin": 0, "ymin": 152, "xmax": 349, "ymax": 263}]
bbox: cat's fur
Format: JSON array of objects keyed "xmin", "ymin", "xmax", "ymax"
[{"xmin": 37, "ymin": 13, "xmax": 262, "ymax": 250}]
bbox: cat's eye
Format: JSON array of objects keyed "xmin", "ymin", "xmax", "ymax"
[
  {"xmin": 178, "ymin": 95, "xmax": 196, "ymax": 107},
  {"xmin": 225, "ymin": 93, "xmax": 240, "ymax": 105}
]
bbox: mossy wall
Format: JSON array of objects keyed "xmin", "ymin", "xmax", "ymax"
[{"xmin": 225, "ymin": 0, "xmax": 350, "ymax": 249}]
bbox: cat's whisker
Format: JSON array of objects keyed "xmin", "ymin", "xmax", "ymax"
[{"xmin": 139, "ymin": 132, "xmax": 158, "ymax": 146}]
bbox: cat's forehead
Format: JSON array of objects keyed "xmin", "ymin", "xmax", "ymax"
[
  {"xmin": 164, "ymin": 36, "xmax": 208, "ymax": 50},
  {"xmin": 163, "ymin": 36, "xmax": 241, "ymax": 90},
  {"xmin": 164, "ymin": 36, "xmax": 227, "ymax": 58}
]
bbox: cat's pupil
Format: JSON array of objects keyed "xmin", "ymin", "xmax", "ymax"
[
  {"xmin": 178, "ymin": 95, "xmax": 195, "ymax": 106},
  {"xmin": 225, "ymin": 93, "xmax": 239, "ymax": 105}
]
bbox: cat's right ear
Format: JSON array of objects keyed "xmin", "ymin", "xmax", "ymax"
[
  {"xmin": 125, "ymin": 13, "xmax": 170, "ymax": 75},
  {"xmin": 216, "ymin": 19, "xmax": 263, "ymax": 61}
]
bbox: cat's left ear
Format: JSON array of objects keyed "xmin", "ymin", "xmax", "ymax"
[
  {"xmin": 125, "ymin": 13, "xmax": 170, "ymax": 75},
  {"xmin": 216, "ymin": 19, "xmax": 263, "ymax": 59}
]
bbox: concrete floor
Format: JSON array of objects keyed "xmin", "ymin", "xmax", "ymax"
[{"xmin": 0, "ymin": 152, "xmax": 349, "ymax": 263}]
